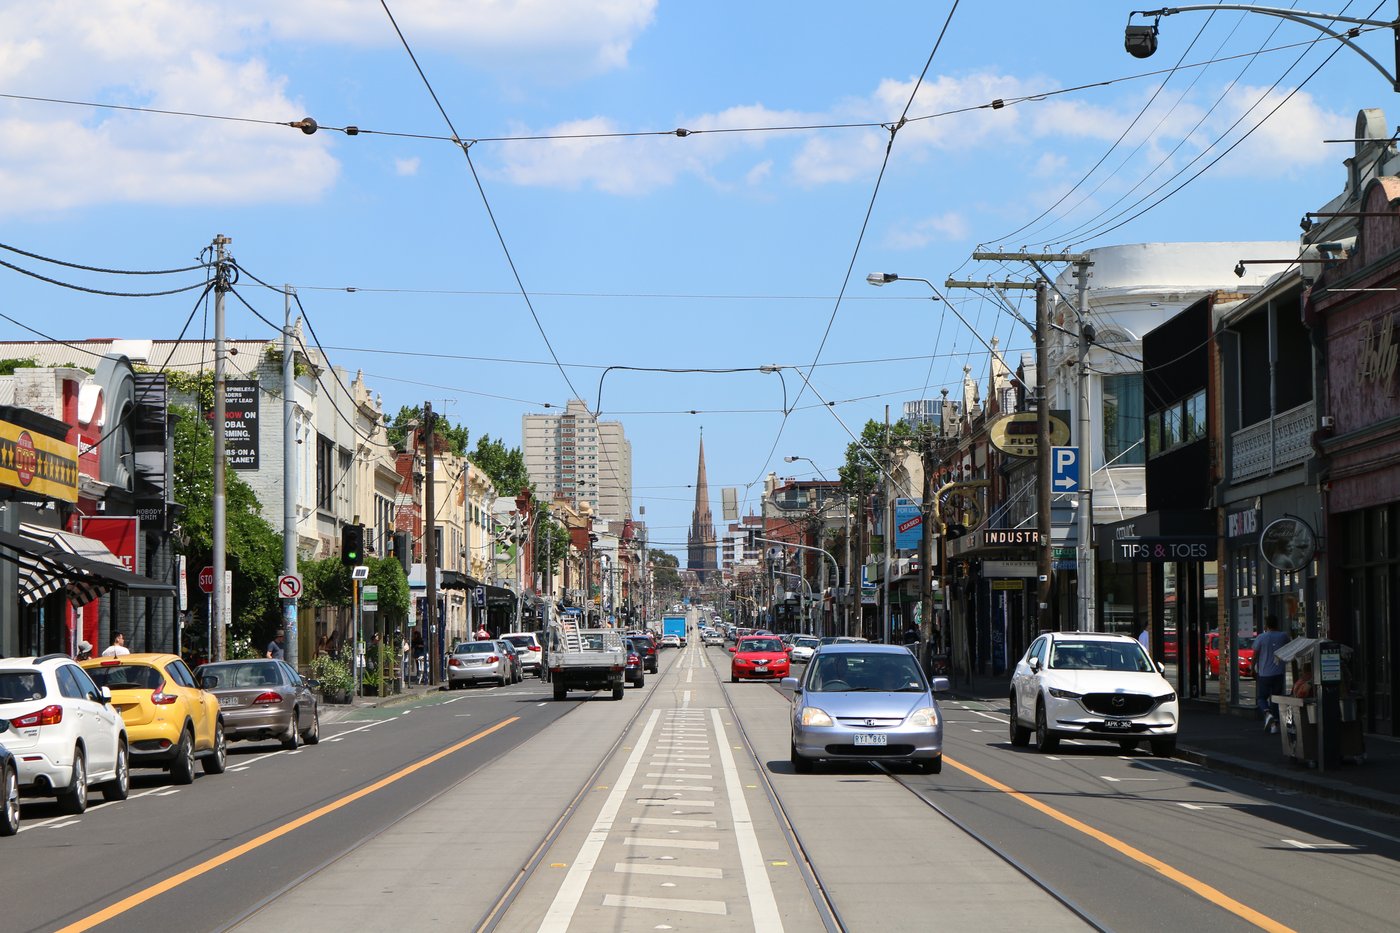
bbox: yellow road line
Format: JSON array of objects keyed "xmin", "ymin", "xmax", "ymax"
[
  {"xmin": 58, "ymin": 717, "xmax": 520, "ymax": 933},
  {"xmin": 944, "ymin": 756, "xmax": 1296, "ymax": 933}
]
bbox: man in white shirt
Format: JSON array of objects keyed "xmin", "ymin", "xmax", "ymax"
[
  {"xmin": 1137, "ymin": 625, "xmax": 1151, "ymax": 656},
  {"xmin": 101, "ymin": 631, "xmax": 130, "ymax": 657}
]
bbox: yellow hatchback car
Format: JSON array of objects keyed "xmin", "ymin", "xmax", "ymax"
[{"xmin": 80, "ymin": 654, "xmax": 226, "ymax": 784}]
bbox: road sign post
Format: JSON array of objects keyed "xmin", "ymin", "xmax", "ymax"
[
  {"xmin": 1051, "ymin": 446, "xmax": 1080, "ymax": 493},
  {"xmin": 198, "ymin": 566, "xmax": 215, "ymax": 595}
]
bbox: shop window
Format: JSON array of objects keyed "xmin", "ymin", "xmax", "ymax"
[{"xmin": 1102, "ymin": 373, "xmax": 1145, "ymax": 465}]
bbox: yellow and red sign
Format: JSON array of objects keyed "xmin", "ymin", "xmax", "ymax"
[{"xmin": 0, "ymin": 420, "xmax": 79, "ymax": 502}]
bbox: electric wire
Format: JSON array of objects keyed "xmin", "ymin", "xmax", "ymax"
[
  {"xmin": 0, "ymin": 255, "xmax": 211, "ymax": 298},
  {"xmin": 0, "ymin": 240, "xmax": 208, "ymax": 276}
]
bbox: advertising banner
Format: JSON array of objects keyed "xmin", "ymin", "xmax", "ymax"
[
  {"xmin": 0, "ymin": 418, "xmax": 78, "ymax": 502},
  {"xmin": 206, "ymin": 380, "xmax": 260, "ymax": 470},
  {"xmin": 894, "ymin": 499, "xmax": 923, "ymax": 551},
  {"xmin": 77, "ymin": 516, "xmax": 140, "ymax": 573}
]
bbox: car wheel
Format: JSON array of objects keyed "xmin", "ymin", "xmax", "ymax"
[
  {"xmin": 1009, "ymin": 697, "xmax": 1032, "ymax": 747},
  {"xmin": 60, "ymin": 747, "xmax": 88, "ymax": 814},
  {"xmin": 302, "ymin": 705, "xmax": 321, "ymax": 745},
  {"xmin": 635, "ymin": 673, "xmax": 645, "ymax": 688},
  {"xmin": 498, "ymin": 673, "xmax": 508, "ymax": 687},
  {"xmin": 612, "ymin": 680, "xmax": 625, "ymax": 700},
  {"xmin": 1118, "ymin": 739, "xmax": 1139, "ymax": 752},
  {"xmin": 102, "ymin": 740, "xmax": 130, "ymax": 802},
  {"xmin": 170, "ymin": 728, "xmax": 196, "ymax": 785},
  {"xmin": 1034, "ymin": 702, "xmax": 1059, "ymax": 753},
  {"xmin": 553, "ymin": 680, "xmax": 567, "ymax": 701},
  {"xmin": 730, "ymin": 672, "xmax": 738, "ymax": 683},
  {"xmin": 1150, "ymin": 738, "xmax": 1177, "ymax": 758},
  {"xmin": 0, "ymin": 763, "xmax": 19, "ymax": 835},
  {"xmin": 282, "ymin": 709, "xmax": 302, "ymax": 751},
  {"xmin": 916, "ymin": 755, "xmax": 942, "ymax": 775},
  {"xmin": 790, "ymin": 742, "xmax": 814, "ymax": 774},
  {"xmin": 203, "ymin": 721, "xmax": 228, "ymax": 775}
]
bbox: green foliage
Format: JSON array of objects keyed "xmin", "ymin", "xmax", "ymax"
[
  {"xmin": 260, "ymin": 346, "xmax": 314, "ymax": 379},
  {"xmin": 387, "ymin": 405, "xmax": 469, "ymax": 456},
  {"xmin": 171, "ymin": 405, "xmax": 284, "ymax": 642},
  {"xmin": 299, "ymin": 556, "xmax": 350, "ymax": 608},
  {"xmin": 650, "ymin": 551, "xmax": 680, "ymax": 589},
  {"xmin": 838, "ymin": 418, "xmax": 913, "ymax": 493},
  {"xmin": 0, "ymin": 358, "xmax": 39, "ymax": 375},
  {"xmin": 469, "ymin": 433, "xmax": 532, "ymax": 497},
  {"xmin": 155, "ymin": 369, "xmax": 215, "ymax": 412},
  {"xmin": 534, "ymin": 507, "xmax": 570, "ymax": 576},
  {"xmin": 366, "ymin": 556, "xmax": 410, "ymax": 620},
  {"xmin": 310, "ymin": 652, "xmax": 353, "ymax": 696}
]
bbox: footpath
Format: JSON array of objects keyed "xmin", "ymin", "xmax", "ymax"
[{"xmin": 951, "ymin": 673, "xmax": 1400, "ymax": 817}]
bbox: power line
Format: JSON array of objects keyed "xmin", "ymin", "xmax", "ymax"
[{"xmin": 0, "ymin": 240, "xmax": 208, "ymax": 276}]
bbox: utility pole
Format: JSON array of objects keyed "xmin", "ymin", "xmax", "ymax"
[
  {"xmin": 919, "ymin": 426, "xmax": 936, "ymax": 648},
  {"xmin": 843, "ymin": 497, "xmax": 853, "ymax": 638},
  {"xmin": 1034, "ymin": 282, "xmax": 1053, "ymax": 637},
  {"xmin": 966, "ymin": 251, "xmax": 1094, "ymax": 632},
  {"xmin": 882, "ymin": 405, "xmax": 893, "ymax": 645},
  {"xmin": 282, "ymin": 285, "xmax": 299, "ymax": 670},
  {"xmin": 211, "ymin": 234, "xmax": 231, "ymax": 662},
  {"xmin": 423, "ymin": 403, "xmax": 439, "ymax": 685}
]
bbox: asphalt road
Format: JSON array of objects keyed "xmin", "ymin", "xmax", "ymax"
[{"xmin": 11, "ymin": 641, "xmax": 1400, "ymax": 933}]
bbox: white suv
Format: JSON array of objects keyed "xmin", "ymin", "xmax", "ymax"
[
  {"xmin": 499, "ymin": 633, "xmax": 544, "ymax": 676},
  {"xmin": 1009, "ymin": 632, "xmax": 1179, "ymax": 757},
  {"xmin": 0, "ymin": 655, "xmax": 130, "ymax": 813}
]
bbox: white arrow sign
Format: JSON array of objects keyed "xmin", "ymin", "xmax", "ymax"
[{"xmin": 1051, "ymin": 446, "xmax": 1080, "ymax": 493}]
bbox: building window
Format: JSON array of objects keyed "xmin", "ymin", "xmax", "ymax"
[
  {"xmin": 1102, "ymin": 373, "xmax": 1145, "ymax": 465},
  {"xmin": 316, "ymin": 436, "xmax": 334, "ymax": 510},
  {"xmin": 1147, "ymin": 388, "xmax": 1206, "ymax": 459}
]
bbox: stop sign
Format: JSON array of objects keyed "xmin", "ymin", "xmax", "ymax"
[{"xmin": 198, "ymin": 566, "xmax": 215, "ymax": 594}]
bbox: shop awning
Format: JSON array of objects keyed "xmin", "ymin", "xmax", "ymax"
[{"xmin": 0, "ymin": 525, "xmax": 173, "ymax": 606}]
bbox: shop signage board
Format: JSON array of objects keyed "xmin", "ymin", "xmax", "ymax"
[
  {"xmin": 78, "ymin": 516, "xmax": 139, "ymax": 573},
  {"xmin": 205, "ymin": 379, "xmax": 260, "ymax": 470},
  {"xmin": 894, "ymin": 499, "xmax": 923, "ymax": 550},
  {"xmin": 987, "ymin": 412, "xmax": 1071, "ymax": 459},
  {"xmin": 1259, "ymin": 516, "xmax": 1316, "ymax": 572},
  {"xmin": 0, "ymin": 417, "xmax": 78, "ymax": 502},
  {"xmin": 983, "ymin": 560, "xmax": 1037, "ymax": 578},
  {"xmin": 1113, "ymin": 537, "xmax": 1214, "ymax": 562}
]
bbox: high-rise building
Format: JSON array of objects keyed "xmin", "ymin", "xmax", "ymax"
[
  {"xmin": 687, "ymin": 435, "xmax": 717, "ymax": 583},
  {"xmin": 522, "ymin": 399, "xmax": 632, "ymax": 520}
]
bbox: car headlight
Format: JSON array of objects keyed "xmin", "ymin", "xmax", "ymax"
[
  {"xmin": 1048, "ymin": 687, "xmax": 1082, "ymax": 700},
  {"xmin": 1154, "ymin": 692, "xmax": 1176, "ymax": 703},
  {"xmin": 800, "ymin": 707, "xmax": 834, "ymax": 727},
  {"xmin": 907, "ymin": 707, "xmax": 940, "ymax": 727}
]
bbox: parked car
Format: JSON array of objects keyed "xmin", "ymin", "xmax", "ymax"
[
  {"xmin": 0, "ymin": 655, "xmax": 129, "ymax": 813},
  {"xmin": 0, "ymin": 739, "xmax": 18, "ymax": 835},
  {"xmin": 447, "ymin": 641, "xmax": 514, "ymax": 688},
  {"xmin": 195, "ymin": 659, "xmax": 320, "ymax": 750},
  {"xmin": 789, "ymin": 636, "xmax": 821, "ymax": 663},
  {"xmin": 80, "ymin": 653, "xmax": 225, "ymax": 784},
  {"xmin": 496, "ymin": 640, "xmax": 524, "ymax": 683},
  {"xmin": 624, "ymin": 638, "xmax": 647, "ymax": 688},
  {"xmin": 500, "ymin": 633, "xmax": 545, "ymax": 677},
  {"xmin": 729, "ymin": 635, "xmax": 791, "ymax": 683},
  {"xmin": 1204, "ymin": 631, "xmax": 1256, "ymax": 679},
  {"xmin": 784, "ymin": 644, "xmax": 950, "ymax": 774},
  {"xmin": 1008, "ymin": 631, "xmax": 1179, "ymax": 757}
]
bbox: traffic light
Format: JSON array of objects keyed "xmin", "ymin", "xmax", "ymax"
[
  {"xmin": 393, "ymin": 531, "xmax": 412, "ymax": 574},
  {"xmin": 341, "ymin": 523, "xmax": 365, "ymax": 566}
]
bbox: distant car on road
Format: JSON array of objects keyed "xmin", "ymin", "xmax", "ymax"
[
  {"xmin": 729, "ymin": 635, "xmax": 791, "ymax": 683},
  {"xmin": 1204, "ymin": 631, "xmax": 1255, "ymax": 679},
  {"xmin": 789, "ymin": 636, "xmax": 821, "ymax": 663},
  {"xmin": 660, "ymin": 634, "xmax": 681, "ymax": 649},
  {"xmin": 499, "ymin": 633, "xmax": 544, "ymax": 677},
  {"xmin": 1008, "ymin": 631, "xmax": 1179, "ymax": 757},
  {"xmin": 195, "ymin": 659, "xmax": 320, "ymax": 750},
  {"xmin": 629, "ymin": 633, "xmax": 659, "ymax": 672},
  {"xmin": 624, "ymin": 639, "xmax": 647, "ymax": 688},
  {"xmin": 785, "ymin": 643, "xmax": 949, "ymax": 774},
  {"xmin": 495, "ymin": 641, "xmax": 524, "ymax": 683},
  {"xmin": 447, "ymin": 641, "xmax": 514, "ymax": 688}
]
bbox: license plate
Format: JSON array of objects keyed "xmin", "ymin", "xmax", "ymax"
[
  {"xmin": 220, "ymin": 696, "xmax": 241, "ymax": 708},
  {"xmin": 1103, "ymin": 719, "xmax": 1132, "ymax": 730},
  {"xmin": 854, "ymin": 733, "xmax": 887, "ymax": 746}
]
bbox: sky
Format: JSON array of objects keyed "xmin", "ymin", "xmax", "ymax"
[{"xmin": 0, "ymin": 1, "xmax": 1391, "ymax": 560}]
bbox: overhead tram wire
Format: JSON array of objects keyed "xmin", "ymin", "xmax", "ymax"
[{"xmin": 0, "ymin": 240, "xmax": 208, "ymax": 277}]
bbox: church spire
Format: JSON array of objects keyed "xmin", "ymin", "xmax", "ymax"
[{"xmin": 687, "ymin": 432, "xmax": 717, "ymax": 584}]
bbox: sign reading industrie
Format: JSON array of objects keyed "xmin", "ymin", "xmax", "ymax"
[
  {"xmin": 0, "ymin": 418, "xmax": 78, "ymax": 502},
  {"xmin": 205, "ymin": 379, "xmax": 259, "ymax": 470}
]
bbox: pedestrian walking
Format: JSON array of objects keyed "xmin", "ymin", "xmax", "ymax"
[
  {"xmin": 266, "ymin": 629, "xmax": 286, "ymax": 661},
  {"xmin": 101, "ymin": 631, "xmax": 130, "ymax": 657},
  {"xmin": 1254, "ymin": 615, "xmax": 1290, "ymax": 733},
  {"xmin": 1137, "ymin": 624, "xmax": 1151, "ymax": 656},
  {"xmin": 75, "ymin": 640, "xmax": 93, "ymax": 661}
]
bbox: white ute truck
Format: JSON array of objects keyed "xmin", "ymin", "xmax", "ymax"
[{"xmin": 548, "ymin": 618, "xmax": 626, "ymax": 700}]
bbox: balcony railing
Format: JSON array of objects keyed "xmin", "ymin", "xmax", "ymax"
[{"xmin": 1230, "ymin": 401, "xmax": 1315, "ymax": 483}]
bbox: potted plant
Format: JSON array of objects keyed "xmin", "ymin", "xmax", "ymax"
[{"xmin": 311, "ymin": 653, "xmax": 353, "ymax": 704}]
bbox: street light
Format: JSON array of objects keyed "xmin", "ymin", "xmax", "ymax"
[
  {"xmin": 1125, "ymin": 6, "xmax": 1400, "ymax": 90},
  {"xmin": 783, "ymin": 455, "xmax": 829, "ymax": 481}
]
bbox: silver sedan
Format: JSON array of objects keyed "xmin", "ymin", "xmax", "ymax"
[
  {"xmin": 784, "ymin": 644, "xmax": 950, "ymax": 774},
  {"xmin": 447, "ymin": 641, "xmax": 513, "ymax": 688},
  {"xmin": 195, "ymin": 659, "xmax": 320, "ymax": 750}
]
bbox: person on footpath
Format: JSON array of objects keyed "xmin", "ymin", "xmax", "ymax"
[
  {"xmin": 1254, "ymin": 615, "xmax": 1290, "ymax": 733},
  {"xmin": 101, "ymin": 631, "xmax": 130, "ymax": 657},
  {"xmin": 75, "ymin": 640, "xmax": 93, "ymax": 661},
  {"xmin": 1137, "ymin": 623, "xmax": 1151, "ymax": 656},
  {"xmin": 266, "ymin": 629, "xmax": 286, "ymax": 661}
]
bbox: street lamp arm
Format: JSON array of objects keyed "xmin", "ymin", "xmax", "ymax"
[
  {"xmin": 753, "ymin": 536, "xmax": 840, "ymax": 588},
  {"xmin": 1133, "ymin": 5, "xmax": 1400, "ymax": 90}
]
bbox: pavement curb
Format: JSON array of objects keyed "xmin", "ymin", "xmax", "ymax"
[{"xmin": 1174, "ymin": 745, "xmax": 1400, "ymax": 818}]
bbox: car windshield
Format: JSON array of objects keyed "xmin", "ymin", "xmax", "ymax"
[
  {"xmin": 197, "ymin": 662, "xmax": 283, "ymax": 688},
  {"xmin": 1236, "ymin": 636, "xmax": 1256, "ymax": 650},
  {"xmin": 0, "ymin": 671, "xmax": 45, "ymax": 703},
  {"xmin": 1049, "ymin": 640, "xmax": 1154, "ymax": 672},
  {"xmin": 581, "ymin": 633, "xmax": 608, "ymax": 650},
  {"xmin": 794, "ymin": 637, "xmax": 821, "ymax": 649},
  {"xmin": 740, "ymin": 638, "xmax": 784, "ymax": 653},
  {"xmin": 85, "ymin": 663, "xmax": 164, "ymax": 690},
  {"xmin": 453, "ymin": 642, "xmax": 496, "ymax": 655},
  {"xmin": 808, "ymin": 653, "xmax": 925, "ymax": 692}
]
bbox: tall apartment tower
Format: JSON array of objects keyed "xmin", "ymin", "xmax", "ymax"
[
  {"xmin": 687, "ymin": 435, "xmax": 717, "ymax": 583},
  {"xmin": 522, "ymin": 399, "xmax": 632, "ymax": 520}
]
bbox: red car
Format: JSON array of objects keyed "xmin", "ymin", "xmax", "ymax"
[
  {"xmin": 729, "ymin": 635, "xmax": 791, "ymax": 682},
  {"xmin": 1205, "ymin": 632, "xmax": 1255, "ymax": 679}
]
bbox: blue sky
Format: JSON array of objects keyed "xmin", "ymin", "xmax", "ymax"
[{"xmin": 0, "ymin": 1, "xmax": 1391, "ymax": 558}]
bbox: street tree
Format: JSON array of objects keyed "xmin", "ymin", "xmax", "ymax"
[
  {"xmin": 386, "ymin": 404, "xmax": 469, "ymax": 456},
  {"xmin": 469, "ymin": 434, "xmax": 532, "ymax": 497}
]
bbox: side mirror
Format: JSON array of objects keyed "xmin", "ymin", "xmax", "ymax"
[
  {"xmin": 99, "ymin": 686, "xmax": 113, "ymax": 703},
  {"xmin": 1028, "ymin": 656, "xmax": 1041, "ymax": 673},
  {"xmin": 728, "ymin": 646, "xmax": 737, "ymax": 653},
  {"xmin": 1156, "ymin": 661, "xmax": 1166, "ymax": 676},
  {"xmin": 306, "ymin": 678, "xmax": 321, "ymax": 689},
  {"xmin": 930, "ymin": 676, "xmax": 951, "ymax": 693},
  {"xmin": 780, "ymin": 677, "xmax": 801, "ymax": 693},
  {"xmin": 200, "ymin": 674, "xmax": 218, "ymax": 689}
]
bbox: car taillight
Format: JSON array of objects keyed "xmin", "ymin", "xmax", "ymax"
[
  {"xmin": 99, "ymin": 659, "xmax": 122, "ymax": 666},
  {"xmin": 449, "ymin": 658, "xmax": 463, "ymax": 668},
  {"xmin": 487, "ymin": 655, "xmax": 500, "ymax": 663},
  {"xmin": 151, "ymin": 680, "xmax": 179, "ymax": 705},
  {"xmin": 253, "ymin": 692, "xmax": 284, "ymax": 705},
  {"xmin": 528, "ymin": 645, "xmax": 541, "ymax": 652},
  {"xmin": 12, "ymin": 704, "xmax": 63, "ymax": 727}
]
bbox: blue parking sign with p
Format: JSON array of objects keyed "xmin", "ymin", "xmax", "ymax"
[{"xmin": 1052, "ymin": 447, "xmax": 1079, "ymax": 493}]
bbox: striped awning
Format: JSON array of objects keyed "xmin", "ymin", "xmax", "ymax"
[{"xmin": 0, "ymin": 524, "xmax": 169, "ymax": 607}]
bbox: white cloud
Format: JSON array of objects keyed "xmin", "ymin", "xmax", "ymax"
[
  {"xmin": 885, "ymin": 211, "xmax": 969, "ymax": 249},
  {"xmin": 395, "ymin": 157, "xmax": 421, "ymax": 177},
  {"xmin": 1032, "ymin": 152, "xmax": 1068, "ymax": 178},
  {"xmin": 746, "ymin": 161, "xmax": 773, "ymax": 186}
]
